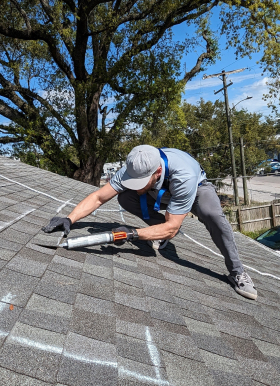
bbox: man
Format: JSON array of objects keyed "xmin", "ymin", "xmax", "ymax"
[{"xmin": 43, "ymin": 145, "xmax": 257, "ymax": 300}]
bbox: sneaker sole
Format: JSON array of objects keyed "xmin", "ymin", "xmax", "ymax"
[
  {"xmin": 227, "ymin": 275, "xmax": 257, "ymax": 300},
  {"xmin": 235, "ymin": 287, "xmax": 257, "ymax": 300}
]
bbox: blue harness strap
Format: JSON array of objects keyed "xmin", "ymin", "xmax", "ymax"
[
  {"xmin": 140, "ymin": 194, "xmax": 150, "ymax": 220},
  {"xmin": 140, "ymin": 148, "xmax": 169, "ymax": 220}
]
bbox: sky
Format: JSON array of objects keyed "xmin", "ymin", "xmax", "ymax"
[{"xmin": 172, "ymin": 13, "xmax": 273, "ymax": 117}]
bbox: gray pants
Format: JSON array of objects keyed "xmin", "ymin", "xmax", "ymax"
[{"xmin": 118, "ymin": 182, "xmax": 243, "ymax": 276}]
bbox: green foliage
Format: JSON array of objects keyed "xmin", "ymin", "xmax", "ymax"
[
  {"xmin": 220, "ymin": 0, "xmax": 280, "ymax": 112},
  {"xmin": 0, "ymin": 1, "xmax": 279, "ymax": 185},
  {"xmin": 182, "ymin": 98, "xmax": 278, "ymax": 179},
  {"xmin": 241, "ymin": 228, "xmax": 270, "ymax": 240}
]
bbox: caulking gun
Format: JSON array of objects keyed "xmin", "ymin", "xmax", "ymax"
[{"xmin": 57, "ymin": 230, "xmax": 128, "ymax": 249}]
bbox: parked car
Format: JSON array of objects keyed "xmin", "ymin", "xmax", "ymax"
[
  {"xmin": 256, "ymin": 159, "xmax": 280, "ymax": 175},
  {"xmin": 256, "ymin": 227, "xmax": 280, "ymax": 250}
]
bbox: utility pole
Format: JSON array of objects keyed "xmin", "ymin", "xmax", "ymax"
[
  {"xmin": 239, "ymin": 137, "xmax": 249, "ymax": 205},
  {"xmin": 203, "ymin": 68, "xmax": 247, "ymax": 206}
]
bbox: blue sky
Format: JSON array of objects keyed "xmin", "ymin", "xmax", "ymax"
[
  {"xmin": 183, "ymin": 52, "xmax": 270, "ymax": 116},
  {"xmin": 172, "ymin": 14, "xmax": 273, "ymax": 117}
]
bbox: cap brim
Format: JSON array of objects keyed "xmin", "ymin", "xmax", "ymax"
[{"xmin": 121, "ymin": 170, "xmax": 151, "ymax": 190}]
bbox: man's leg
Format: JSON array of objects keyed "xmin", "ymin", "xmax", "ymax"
[
  {"xmin": 118, "ymin": 190, "xmax": 167, "ymax": 226},
  {"xmin": 191, "ymin": 182, "xmax": 243, "ymax": 276},
  {"xmin": 191, "ymin": 182, "xmax": 257, "ymax": 300}
]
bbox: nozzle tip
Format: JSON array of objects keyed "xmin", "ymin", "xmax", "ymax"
[{"xmin": 58, "ymin": 242, "xmax": 68, "ymax": 248}]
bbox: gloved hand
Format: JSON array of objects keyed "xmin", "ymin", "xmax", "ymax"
[
  {"xmin": 41, "ymin": 217, "xmax": 72, "ymax": 236},
  {"xmin": 112, "ymin": 226, "xmax": 139, "ymax": 245}
]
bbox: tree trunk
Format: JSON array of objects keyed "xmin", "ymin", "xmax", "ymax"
[
  {"xmin": 73, "ymin": 155, "xmax": 104, "ymax": 187},
  {"xmin": 73, "ymin": 82, "xmax": 106, "ymax": 186}
]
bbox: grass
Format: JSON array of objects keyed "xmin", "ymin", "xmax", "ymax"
[{"xmin": 241, "ymin": 228, "xmax": 269, "ymax": 240}]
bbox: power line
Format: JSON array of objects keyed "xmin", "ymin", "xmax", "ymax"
[{"xmin": 222, "ymin": 57, "xmax": 247, "ymax": 70}]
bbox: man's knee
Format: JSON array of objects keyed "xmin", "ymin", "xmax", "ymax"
[{"xmin": 198, "ymin": 205, "xmax": 225, "ymax": 225}]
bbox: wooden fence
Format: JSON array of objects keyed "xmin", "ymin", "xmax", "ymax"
[{"xmin": 225, "ymin": 202, "xmax": 280, "ymax": 232}]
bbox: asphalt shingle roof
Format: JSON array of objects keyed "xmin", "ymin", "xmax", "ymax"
[{"xmin": 1, "ymin": 156, "xmax": 280, "ymax": 386}]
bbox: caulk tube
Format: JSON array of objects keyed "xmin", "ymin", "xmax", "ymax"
[{"xmin": 59, "ymin": 231, "xmax": 114, "ymax": 249}]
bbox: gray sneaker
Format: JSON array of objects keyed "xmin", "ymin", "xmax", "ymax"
[
  {"xmin": 147, "ymin": 239, "xmax": 169, "ymax": 250},
  {"xmin": 228, "ymin": 272, "xmax": 257, "ymax": 300}
]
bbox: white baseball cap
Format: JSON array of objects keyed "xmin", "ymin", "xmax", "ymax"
[{"xmin": 121, "ymin": 145, "xmax": 161, "ymax": 190}]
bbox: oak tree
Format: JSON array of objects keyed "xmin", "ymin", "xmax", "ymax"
[{"xmin": 0, "ymin": 1, "xmax": 279, "ymax": 185}]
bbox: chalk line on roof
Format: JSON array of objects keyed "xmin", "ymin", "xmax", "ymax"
[{"xmin": 1, "ymin": 174, "xmax": 279, "ymax": 282}]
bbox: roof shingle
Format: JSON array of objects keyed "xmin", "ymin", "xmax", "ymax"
[{"xmin": 1, "ymin": 156, "xmax": 280, "ymax": 385}]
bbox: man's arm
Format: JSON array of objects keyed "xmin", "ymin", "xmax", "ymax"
[
  {"xmin": 67, "ymin": 182, "xmax": 118, "ymax": 224},
  {"xmin": 136, "ymin": 211, "xmax": 187, "ymax": 241}
]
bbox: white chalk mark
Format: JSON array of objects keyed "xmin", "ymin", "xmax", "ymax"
[
  {"xmin": 1, "ymin": 293, "xmax": 16, "ymax": 312},
  {"xmin": 10, "ymin": 336, "xmax": 63, "ymax": 354},
  {"xmin": 240, "ymin": 265, "xmax": 280, "ymax": 280},
  {"xmin": 56, "ymin": 231, "xmax": 65, "ymax": 246},
  {"xmin": 119, "ymin": 368, "xmax": 170, "ymax": 385},
  {"xmin": 0, "ymin": 174, "xmax": 127, "ymax": 220},
  {"xmin": 3, "ymin": 172, "xmax": 278, "ymax": 282},
  {"xmin": 1, "ymin": 292, "xmax": 15, "ymax": 304},
  {"xmin": 0, "ymin": 174, "xmax": 76, "ymax": 206},
  {"xmin": 5, "ymin": 331, "xmax": 170, "ymax": 385},
  {"xmin": 179, "ymin": 230, "xmax": 222, "ymax": 257},
  {"xmin": 0, "ymin": 209, "xmax": 36, "ymax": 232},
  {"xmin": 56, "ymin": 198, "xmax": 73, "ymax": 214},
  {"xmin": 64, "ymin": 351, "xmax": 118, "ymax": 368},
  {"xmin": 119, "ymin": 204, "xmax": 125, "ymax": 223},
  {"xmin": 145, "ymin": 327, "xmax": 162, "ymax": 380},
  {"xmin": 179, "ymin": 230, "xmax": 280, "ymax": 281}
]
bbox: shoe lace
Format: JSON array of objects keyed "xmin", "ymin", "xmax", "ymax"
[{"xmin": 236, "ymin": 272, "xmax": 254, "ymax": 285}]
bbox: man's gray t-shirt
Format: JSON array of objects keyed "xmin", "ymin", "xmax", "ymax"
[{"xmin": 110, "ymin": 148, "xmax": 206, "ymax": 214}]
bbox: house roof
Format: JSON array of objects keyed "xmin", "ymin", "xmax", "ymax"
[{"xmin": 0, "ymin": 156, "xmax": 280, "ymax": 386}]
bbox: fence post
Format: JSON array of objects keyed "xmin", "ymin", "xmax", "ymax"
[
  {"xmin": 239, "ymin": 137, "xmax": 249, "ymax": 205},
  {"xmin": 237, "ymin": 207, "xmax": 243, "ymax": 232},
  {"xmin": 271, "ymin": 203, "xmax": 276, "ymax": 228}
]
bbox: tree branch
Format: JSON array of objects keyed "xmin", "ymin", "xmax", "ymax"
[
  {"xmin": 22, "ymin": 89, "xmax": 78, "ymax": 144},
  {"xmin": 0, "ymin": 23, "xmax": 75, "ymax": 82},
  {"xmin": 85, "ymin": 0, "xmax": 115, "ymax": 13},
  {"xmin": 88, "ymin": 0, "xmax": 160, "ymax": 36},
  {"xmin": 10, "ymin": 0, "xmax": 32, "ymax": 34},
  {"xmin": 0, "ymin": 135, "xmax": 24, "ymax": 144},
  {"xmin": 108, "ymin": 93, "xmax": 140, "ymax": 136},
  {"xmin": 113, "ymin": 0, "xmax": 122, "ymax": 12},
  {"xmin": 0, "ymin": 99, "xmax": 26, "ymax": 123},
  {"xmin": 62, "ymin": 0, "xmax": 76, "ymax": 13},
  {"xmin": 39, "ymin": 0, "xmax": 75, "ymax": 55},
  {"xmin": 107, "ymin": 1, "xmax": 218, "ymax": 80},
  {"xmin": 183, "ymin": 31, "xmax": 215, "ymax": 84},
  {"xmin": 0, "ymin": 57, "xmax": 19, "ymax": 84},
  {"xmin": 0, "ymin": 76, "xmax": 31, "ymax": 114},
  {"xmin": 0, "ymin": 80, "xmax": 77, "ymax": 145},
  {"xmin": 91, "ymin": 0, "xmax": 217, "ymax": 36}
]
